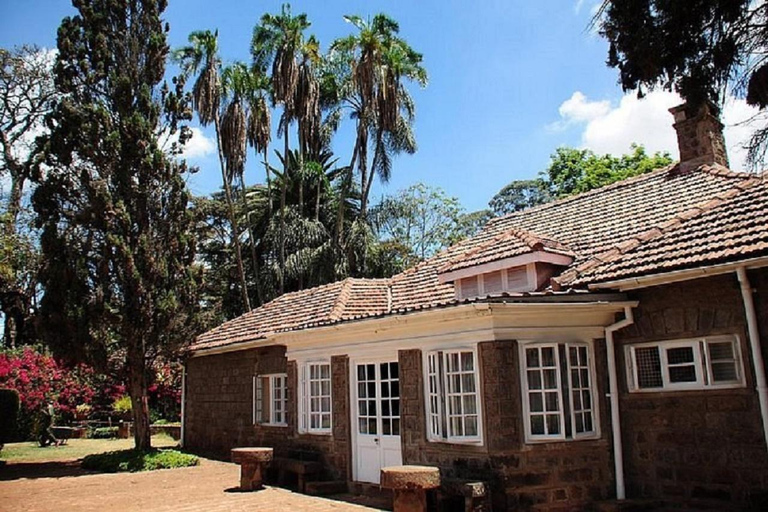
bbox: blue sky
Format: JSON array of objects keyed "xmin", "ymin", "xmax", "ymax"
[{"xmin": 0, "ymin": 0, "xmax": 757, "ymax": 212}]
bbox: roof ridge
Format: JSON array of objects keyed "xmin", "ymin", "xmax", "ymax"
[
  {"xmin": 555, "ymin": 175, "xmax": 766, "ymax": 286},
  {"xmin": 329, "ymin": 278, "xmax": 354, "ymax": 321},
  {"xmin": 490, "ymin": 163, "xmax": 752, "ymax": 226}
]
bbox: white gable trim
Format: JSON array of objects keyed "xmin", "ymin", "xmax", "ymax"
[{"xmin": 438, "ymin": 251, "xmax": 573, "ymax": 284}]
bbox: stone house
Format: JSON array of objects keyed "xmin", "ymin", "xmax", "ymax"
[{"xmin": 182, "ymin": 104, "xmax": 768, "ymax": 510}]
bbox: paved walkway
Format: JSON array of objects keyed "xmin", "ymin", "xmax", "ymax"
[{"xmin": 0, "ymin": 458, "xmax": 386, "ymax": 512}]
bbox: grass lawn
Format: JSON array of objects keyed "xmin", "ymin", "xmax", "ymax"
[{"xmin": 0, "ymin": 435, "xmax": 178, "ymax": 463}]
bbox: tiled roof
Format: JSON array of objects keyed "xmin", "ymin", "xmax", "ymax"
[
  {"xmin": 439, "ymin": 227, "xmax": 575, "ymax": 274},
  {"xmin": 564, "ymin": 174, "xmax": 768, "ymax": 285},
  {"xmin": 190, "ymin": 164, "xmax": 766, "ymax": 352},
  {"xmin": 192, "ymin": 278, "xmax": 390, "ymax": 351}
]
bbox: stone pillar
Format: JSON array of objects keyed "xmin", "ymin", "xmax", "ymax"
[{"xmin": 381, "ymin": 465, "xmax": 440, "ymax": 512}]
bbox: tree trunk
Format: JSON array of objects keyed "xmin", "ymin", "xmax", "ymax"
[
  {"xmin": 264, "ymin": 147, "xmax": 273, "ymax": 216},
  {"xmin": 279, "ymin": 126, "xmax": 289, "ymax": 295},
  {"xmin": 214, "ymin": 113, "xmax": 251, "ymax": 312},
  {"xmin": 127, "ymin": 345, "xmax": 151, "ymax": 451},
  {"xmin": 239, "ymin": 176, "xmax": 263, "ymax": 306},
  {"xmin": 336, "ymin": 138, "xmax": 359, "ymax": 247},
  {"xmin": 315, "ymin": 179, "xmax": 321, "ymax": 222},
  {"xmin": 5, "ymin": 173, "xmax": 25, "ymax": 234}
]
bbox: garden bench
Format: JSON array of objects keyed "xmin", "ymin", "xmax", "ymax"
[
  {"xmin": 273, "ymin": 449, "xmax": 323, "ymax": 493},
  {"xmin": 231, "ymin": 447, "xmax": 274, "ymax": 491},
  {"xmin": 50, "ymin": 426, "xmax": 77, "ymax": 445},
  {"xmin": 381, "ymin": 465, "xmax": 440, "ymax": 512},
  {"xmin": 437, "ymin": 478, "xmax": 491, "ymax": 512}
]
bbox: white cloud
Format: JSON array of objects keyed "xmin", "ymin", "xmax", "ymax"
[
  {"xmin": 550, "ymin": 89, "xmax": 762, "ymax": 171},
  {"xmin": 182, "ymin": 127, "xmax": 216, "ymax": 159},
  {"xmin": 160, "ymin": 126, "xmax": 215, "ymax": 160}
]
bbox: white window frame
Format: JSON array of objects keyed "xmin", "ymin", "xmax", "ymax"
[
  {"xmin": 253, "ymin": 373, "xmax": 288, "ymax": 427},
  {"xmin": 423, "ymin": 347, "xmax": 483, "ymax": 445},
  {"xmin": 299, "ymin": 361, "xmax": 333, "ymax": 434},
  {"xmin": 519, "ymin": 340, "xmax": 601, "ymax": 444},
  {"xmin": 626, "ymin": 335, "xmax": 745, "ymax": 393}
]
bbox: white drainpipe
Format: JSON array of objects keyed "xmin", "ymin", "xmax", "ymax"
[
  {"xmin": 180, "ymin": 364, "xmax": 186, "ymax": 448},
  {"xmin": 736, "ymin": 267, "xmax": 768, "ymax": 452},
  {"xmin": 605, "ymin": 306, "xmax": 635, "ymax": 500}
]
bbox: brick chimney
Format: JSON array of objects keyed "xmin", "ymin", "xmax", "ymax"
[{"xmin": 669, "ymin": 102, "xmax": 729, "ymax": 169}]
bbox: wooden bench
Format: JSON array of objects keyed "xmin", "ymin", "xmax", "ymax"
[
  {"xmin": 438, "ymin": 478, "xmax": 491, "ymax": 512},
  {"xmin": 273, "ymin": 449, "xmax": 323, "ymax": 493}
]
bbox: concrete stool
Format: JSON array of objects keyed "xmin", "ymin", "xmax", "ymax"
[
  {"xmin": 231, "ymin": 447, "xmax": 274, "ymax": 491},
  {"xmin": 381, "ymin": 465, "xmax": 440, "ymax": 512}
]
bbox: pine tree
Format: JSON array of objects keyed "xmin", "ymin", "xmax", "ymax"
[{"xmin": 33, "ymin": 0, "xmax": 201, "ymax": 451}]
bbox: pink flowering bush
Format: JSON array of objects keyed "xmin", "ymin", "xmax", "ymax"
[{"xmin": 0, "ymin": 347, "xmax": 98, "ymax": 439}]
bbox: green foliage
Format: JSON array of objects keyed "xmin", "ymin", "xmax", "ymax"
[
  {"xmin": 90, "ymin": 427, "xmax": 119, "ymax": 439},
  {"xmin": 0, "ymin": 388, "xmax": 19, "ymax": 448},
  {"xmin": 490, "ymin": 144, "xmax": 674, "ymax": 215},
  {"xmin": 112, "ymin": 396, "xmax": 132, "ymax": 416},
  {"xmin": 489, "ymin": 179, "xmax": 551, "ymax": 216},
  {"xmin": 34, "ymin": 0, "xmax": 201, "ymax": 450},
  {"xmin": 371, "ymin": 183, "xmax": 466, "ymax": 265},
  {"xmin": 596, "ymin": 0, "xmax": 768, "ymax": 167},
  {"xmin": 81, "ymin": 449, "xmax": 198, "ymax": 473}
]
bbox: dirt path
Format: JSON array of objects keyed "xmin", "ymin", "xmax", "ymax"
[{"xmin": 0, "ymin": 458, "xmax": 386, "ymax": 512}]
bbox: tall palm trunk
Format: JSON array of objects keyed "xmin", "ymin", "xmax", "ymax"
[
  {"xmin": 362, "ymin": 128, "xmax": 383, "ymax": 220},
  {"xmin": 264, "ymin": 147, "xmax": 273, "ymax": 215},
  {"xmin": 214, "ymin": 113, "xmax": 251, "ymax": 311},
  {"xmin": 335, "ymin": 140, "xmax": 359, "ymax": 246},
  {"xmin": 238, "ymin": 176, "xmax": 263, "ymax": 306},
  {"xmin": 279, "ymin": 125, "xmax": 289, "ymax": 294}
]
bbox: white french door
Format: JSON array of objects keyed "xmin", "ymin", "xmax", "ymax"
[{"xmin": 352, "ymin": 360, "xmax": 402, "ymax": 483}]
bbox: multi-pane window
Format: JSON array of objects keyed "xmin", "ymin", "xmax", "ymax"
[
  {"xmin": 521, "ymin": 343, "xmax": 598, "ymax": 442},
  {"xmin": 425, "ymin": 350, "xmax": 482, "ymax": 443},
  {"xmin": 254, "ymin": 374, "xmax": 287, "ymax": 426},
  {"xmin": 626, "ymin": 335, "xmax": 744, "ymax": 392},
  {"xmin": 303, "ymin": 362, "xmax": 332, "ymax": 433}
]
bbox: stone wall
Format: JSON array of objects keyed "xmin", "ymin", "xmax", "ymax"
[
  {"xmin": 615, "ymin": 269, "xmax": 768, "ymax": 506},
  {"xmin": 184, "ymin": 347, "xmax": 350, "ymax": 480},
  {"xmin": 398, "ymin": 342, "xmax": 613, "ymax": 511}
]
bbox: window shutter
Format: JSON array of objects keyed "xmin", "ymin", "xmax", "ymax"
[
  {"xmin": 255, "ymin": 376, "xmax": 263, "ymax": 424},
  {"xmin": 426, "ymin": 351, "xmax": 443, "ymax": 439}
]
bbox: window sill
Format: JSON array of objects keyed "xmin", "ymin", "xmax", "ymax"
[
  {"xmin": 524, "ymin": 434, "xmax": 601, "ymax": 445},
  {"xmin": 426, "ymin": 437, "xmax": 484, "ymax": 447},
  {"xmin": 626, "ymin": 382, "xmax": 746, "ymax": 395},
  {"xmin": 300, "ymin": 430, "xmax": 333, "ymax": 436},
  {"xmin": 258, "ymin": 422, "xmax": 288, "ymax": 428}
]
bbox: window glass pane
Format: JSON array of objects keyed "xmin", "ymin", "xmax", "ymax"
[
  {"xmin": 529, "ymin": 392, "xmax": 543, "ymax": 413},
  {"xmin": 526, "ymin": 348, "xmax": 540, "ymax": 368},
  {"xmin": 711, "ymin": 361, "xmax": 738, "ymax": 382},
  {"xmin": 322, "ymin": 415, "xmax": 331, "ymax": 429},
  {"xmin": 531, "ymin": 415, "xmax": 545, "ymax": 435},
  {"xmin": 461, "ymin": 352, "xmax": 474, "ymax": 371},
  {"xmin": 635, "ymin": 347, "xmax": 663, "ymax": 388},
  {"xmin": 463, "ymin": 395, "xmax": 477, "ymax": 414},
  {"xmin": 667, "ymin": 346, "xmax": 694, "ymax": 365},
  {"xmin": 381, "ymin": 363, "xmax": 389, "ymax": 379},
  {"xmin": 392, "ymin": 418, "xmax": 400, "ymax": 435},
  {"xmin": 465, "ymin": 416, "xmax": 478, "ymax": 436},
  {"xmin": 528, "ymin": 370, "xmax": 542, "ymax": 390},
  {"xmin": 543, "ymin": 369, "xmax": 558, "ymax": 389},
  {"xmin": 546, "ymin": 414, "xmax": 560, "ymax": 435},
  {"xmin": 461, "ymin": 374, "xmax": 476, "ymax": 393},
  {"xmin": 709, "ymin": 342, "xmax": 734, "ymax": 361},
  {"xmin": 542, "ymin": 347, "xmax": 555, "ymax": 367},
  {"xmin": 545, "ymin": 391, "xmax": 559, "ymax": 412},
  {"xmin": 668, "ymin": 365, "xmax": 697, "ymax": 383},
  {"xmin": 321, "ymin": 365, "xmax": 330, "ymax": 379}
]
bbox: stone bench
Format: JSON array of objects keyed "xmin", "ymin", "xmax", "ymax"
[
  {"xmin": 438, "ymin": 478, "xmax": 491, "ymax": 512},
  {"xmin": 273, "ymin": 456, "xmax": 323, "ymax": 493},
  {"xmin": 231, "ymin": 447, "xmax": 273, "ymax": 491},
  {"xmin": 381, "ymin": 465, "xmax": 440, "ymax": 512}
]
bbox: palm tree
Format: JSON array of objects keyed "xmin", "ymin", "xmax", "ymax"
[
  {"xmin": 174, "ymin": 30, "xmax": 251, "ymax": 312},
  {"xmin": 329, "ymin": 14, "xmax": 427, "ymax": 222},
  {"xmin": 221, "ymin": 62, "xmax": 268, "ymax": 306},
  {"xmin": 251, "ymin": 4, "xmax": 312, "ymax": 294},
  {"xmin": 246, "ymin": 71, "xmax": 273, "ymax": 215}
]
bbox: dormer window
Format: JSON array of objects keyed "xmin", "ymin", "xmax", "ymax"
[{"xmin": 437, "ymin": 228, "xmax": 574, "ymax": 299}]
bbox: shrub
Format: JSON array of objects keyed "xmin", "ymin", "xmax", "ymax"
[
  {"xmin": 81, "ymin": 449, "xmax": 198, "ymax": 472},
  {"xmin": 112, "ymin": 395, "xmax": 132, "ymax": 418},
  {"xmin": 90, "ymin": 426, "xmax": 119, "ymax": 439},
  {"xmin": 0, "ymin": 389, "xmax": 20, "ymax": 448}
]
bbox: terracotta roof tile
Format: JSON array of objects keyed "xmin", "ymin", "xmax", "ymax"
[{"xmin": 190, "ymin": 164, "xmax": 765, "ymax": 352}]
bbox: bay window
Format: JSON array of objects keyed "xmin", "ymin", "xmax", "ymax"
[{"xmin": 520, "ymin": 342, "xmax": 599, "ymax": 442}]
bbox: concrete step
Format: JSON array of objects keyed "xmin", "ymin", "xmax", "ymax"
[{"xmin": 304, "ymin": 480, "xmax": 348, "ymax": 496}]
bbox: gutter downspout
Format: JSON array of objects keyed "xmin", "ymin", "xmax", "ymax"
[
  {"xmin": 736, "ymin": 267, "xmax": 768, "ymax": 452},
  {"xmin": 180, "ymin": 364, "xmax": 186, "ymax": 448},
  {"xmin": 605, "ymin": 305, "xmax": 634, "ymax": 500}
]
